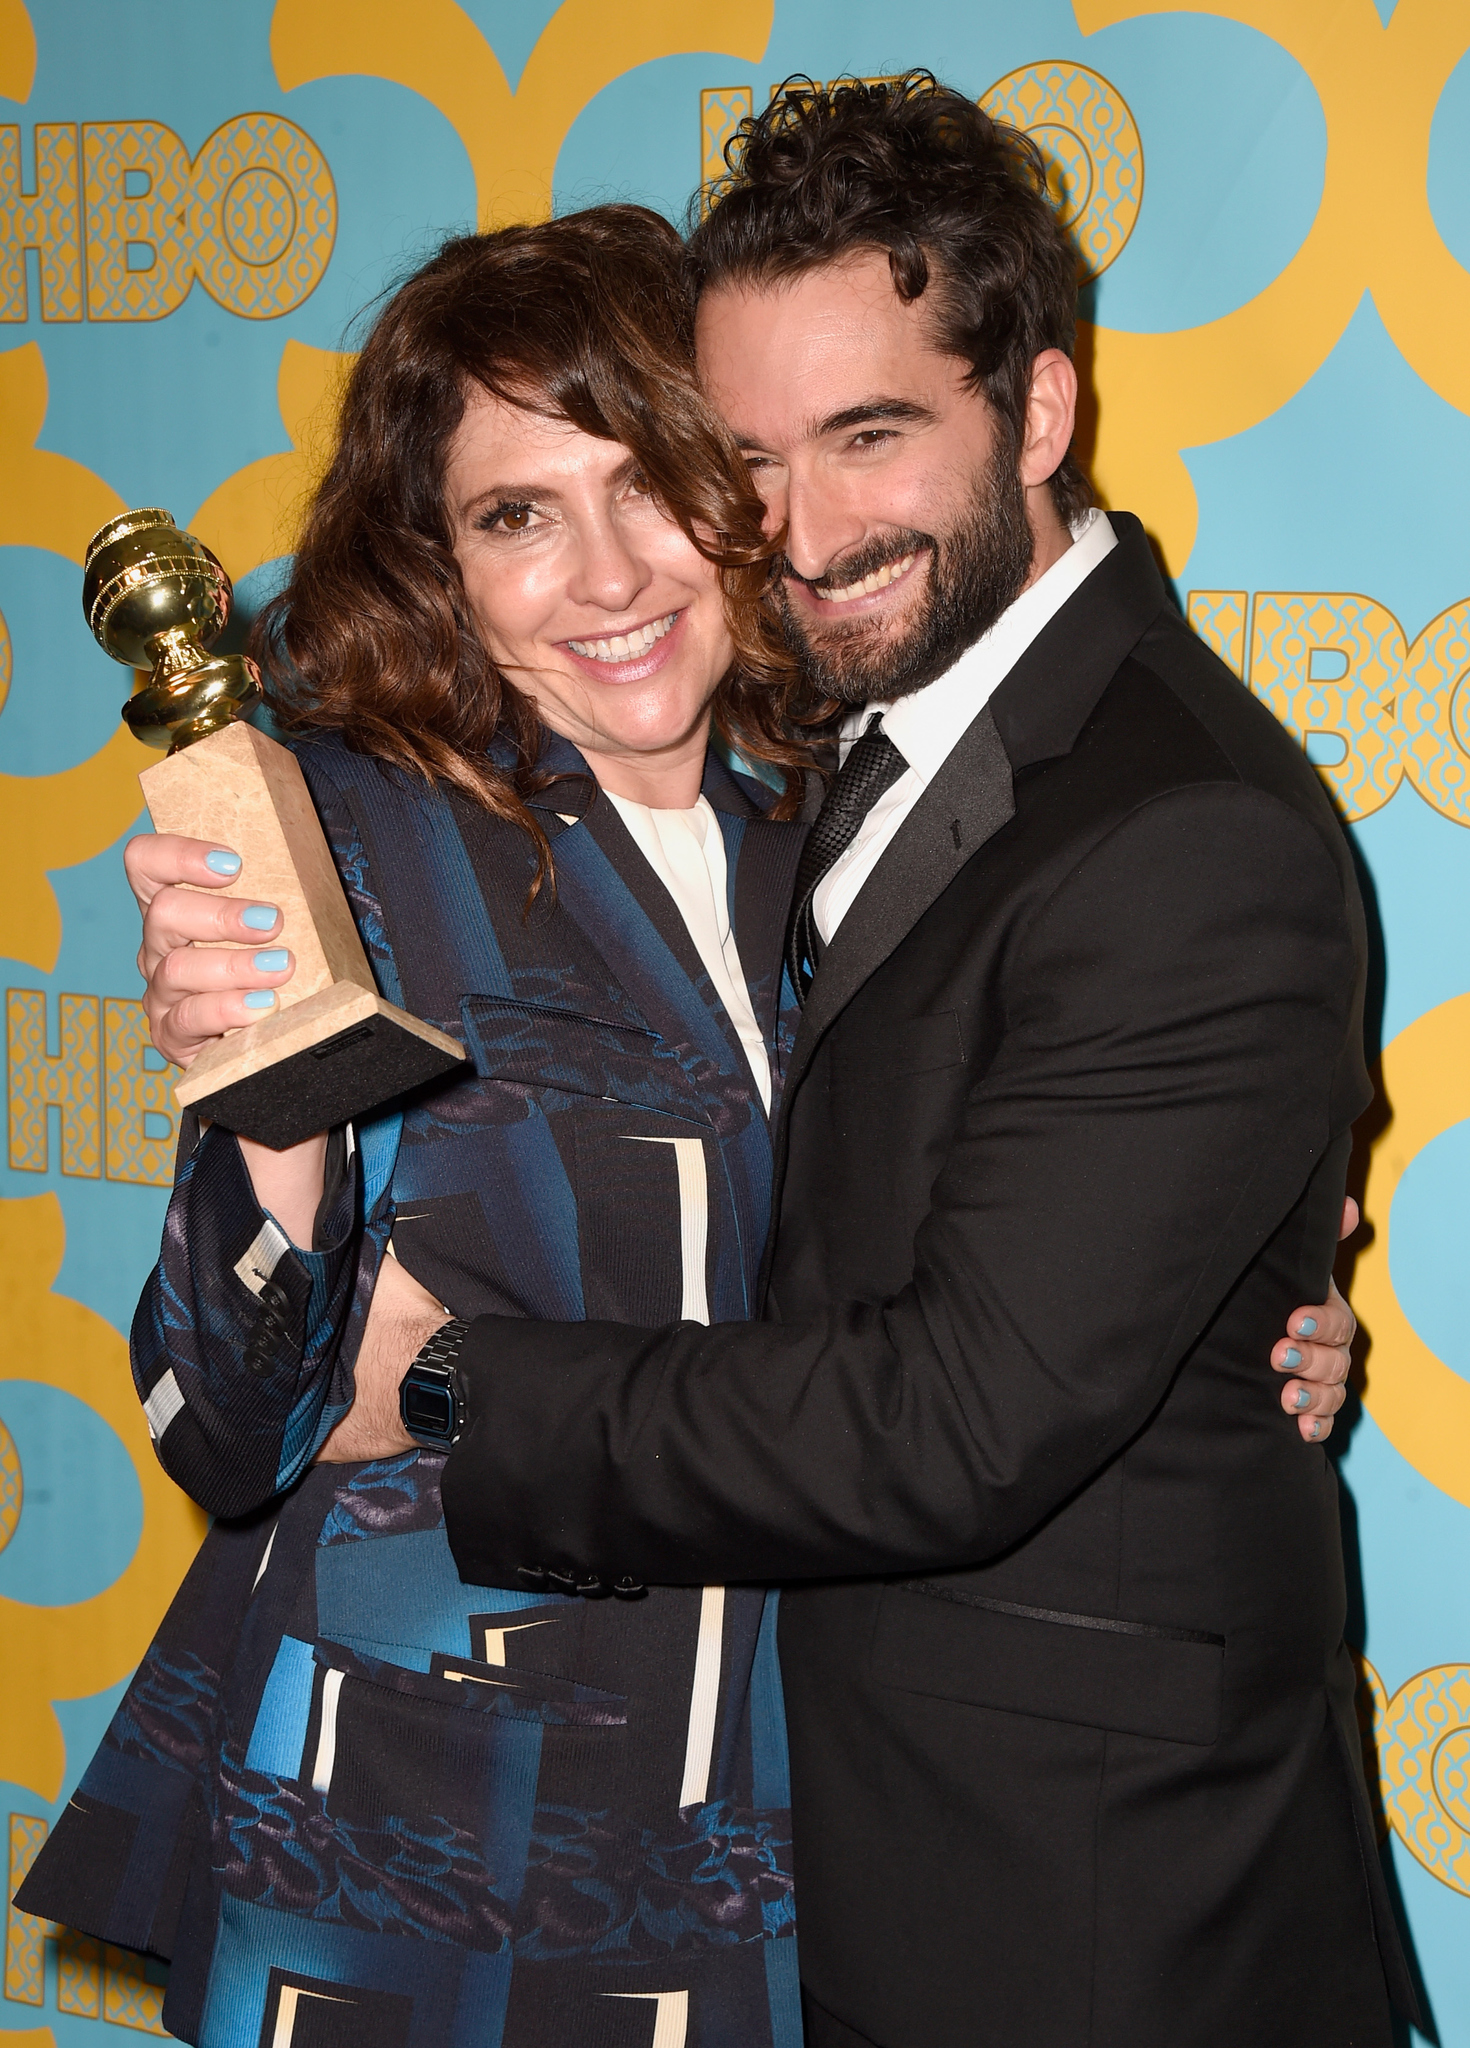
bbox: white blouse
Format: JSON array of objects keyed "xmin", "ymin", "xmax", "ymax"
[{"xmin": 604, "ymin": 792, "xmax": 773, "ymax": 1114}]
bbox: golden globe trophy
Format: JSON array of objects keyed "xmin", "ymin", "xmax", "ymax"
[{"xmin": 84, "ymin": 508, "xmax": 464, "ymax": 1149}]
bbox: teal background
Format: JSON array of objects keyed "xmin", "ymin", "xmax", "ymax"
[{"xmin": 3, "ymin": 2, "xmax": 1467, "ymax": 2039}]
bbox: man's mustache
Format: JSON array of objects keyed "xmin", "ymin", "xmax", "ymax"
[{"xmin": 776, "ymin": 531, "xmax": 935, "ymax": 599}]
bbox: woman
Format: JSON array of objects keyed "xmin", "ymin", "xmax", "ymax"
[
  {"xmin": 19, "ymin": 206, "xmax": 1350, "ymax": 2047},
  {"xmin": 23, "ymin": 208, "xmax": 809, "ymax": 2048}
]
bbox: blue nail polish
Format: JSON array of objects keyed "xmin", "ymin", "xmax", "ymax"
[
  {"xmin": 243, "ymin": 990, "xmax": 277, "ymax": 1010},
  {"xmin": 1294, "ymin": 1386, "xmax": 1311, "ymax": 1410},
  {"xmin": 241, "ymin": 904, "xmax": 279, "ymax": 931},
  {"xmin": 252, "ymin": 949, "xmax": 289, "ymax": 973},
  {"xmin": 205, "ymin": 848, "xmax": 241, "ymax": 875},
  {"xmin": 1296, "ymin": 1316, "xmax": 1317, "ymax": 1336},
  {"xmin": 1283, "ymin": 1346, "xmax": 1302, "ymax": 1369}
]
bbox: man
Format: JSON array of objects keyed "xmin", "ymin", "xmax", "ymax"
[{"xmin": 352, "ymin": 77, "xmax": 1410, "ymax": 2047}]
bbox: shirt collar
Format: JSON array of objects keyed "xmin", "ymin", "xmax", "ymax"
[{"xmin": 846, "ymin": 508, "xmax": 1118, "ymax": 785}]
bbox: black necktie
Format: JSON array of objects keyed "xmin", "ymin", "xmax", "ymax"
[{"xmin": 786, "ymin": 713, "xmax": 908, "ymax": 1003}]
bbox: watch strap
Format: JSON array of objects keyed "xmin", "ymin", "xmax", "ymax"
[{"xmin": 416, "ymin": 1316, "xmax": 470, "ymax": 1375}]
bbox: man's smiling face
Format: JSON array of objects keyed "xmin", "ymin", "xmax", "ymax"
[{"xmin": 694, "ymin": 247, "xmax": 1076, "ymax": 703}]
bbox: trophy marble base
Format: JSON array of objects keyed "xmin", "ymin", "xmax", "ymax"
[
  {"xmin": 176, "ymin": 980, "xmax": 464, "ymax": 1149},
  {"xmin": 139, "ymin": 719, "xmax": 465, "ymax": 1150}
]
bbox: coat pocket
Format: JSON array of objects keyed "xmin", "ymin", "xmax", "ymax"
[
  {"xmin": 225, "ymin": 1637, "xmax": 627, "ymax": 1950},
  {"xmin": 307, "ymin": 1638, "xmax": 626, "ymax": 1875},
  {"xmin": 836, "ymin": 1009, "xmax": 967, "ymax": 1106},
  {"xmin": 890, "ymin": 1010, "xmax": 966, "ymax": 1075},
  {"xmin": 460, "ymin": 993, "xmax": 711, "ymax": 1124},
  {"xmin": 315, "ymin": 1637, "xmax": 626, "ymax": 1728},
  {"xmin": 871, "ymin": 1581, "xmax": 1225, "ymax": 1746},
  {"xmin": 240, "ymin": 1634, "xmax": 626, "ymax": 1795}
]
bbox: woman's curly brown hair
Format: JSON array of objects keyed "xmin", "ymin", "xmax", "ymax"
[{"xmin": 255, "ymin": 205, "xmax": 807, "ymax": 881}]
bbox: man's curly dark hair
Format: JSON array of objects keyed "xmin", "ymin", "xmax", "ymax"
[{"xmin": 686, "ymin": 71, "xmax": 1093, "ymax": 527}]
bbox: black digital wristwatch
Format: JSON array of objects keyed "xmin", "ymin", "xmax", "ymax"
[{"xmin": 399, "ymin": 1317, "xmax": 471, "ymax": 1450}]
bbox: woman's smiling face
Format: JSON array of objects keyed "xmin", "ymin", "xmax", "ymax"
[{"xmin": 445, "ymin": 386, "xmax": 737, "ymax": 806}]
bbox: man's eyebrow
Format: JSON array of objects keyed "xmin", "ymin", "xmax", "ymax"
[
  {"xmin": 732, "ymin": 399, "xmax": 936, "ymax": 454},
  {"xmin": 811, "ymin": 398, "xmax": 937, "ymax": 438}
]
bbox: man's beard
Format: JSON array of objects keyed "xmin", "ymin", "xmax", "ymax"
[{"xmin": 773, "ymin": 442, "xmax": 1035, "ymax": 706}]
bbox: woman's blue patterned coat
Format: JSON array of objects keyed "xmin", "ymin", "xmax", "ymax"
[{"xmin": 20, "ymin": 731, "xmax": 809, "ymax": 2048}]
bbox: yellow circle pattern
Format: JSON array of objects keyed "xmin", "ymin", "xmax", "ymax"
[
  {"xmin": 0, "ymin": 1416, "xmax": 20, "ymax": 1553},
  {"xmin": 223, "ymin": 167, "xmax": 299, "ymax": 267},
  {"xmin": 980, "ymin": 61, "xmax": 1143, "ymax": 280},
  {"xmin": 1363, "ymin": 1656, "xmax": 1470, "ymax": 1896},
  {"xmin": 188, "ymin": 113, "xmax": 337, "ymax": 318}
]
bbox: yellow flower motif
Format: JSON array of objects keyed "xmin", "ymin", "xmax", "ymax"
[
  {"xmin": 1075, "ymin": 0, "xmax": 1470, "ymax": 572},
  {"xmin": 0, "ymin": 0, "xmax": 35, "ymax": 103},
  {"xmin": 0, "ymin": 1193, "xmax": 207, "ymax": 1802},
  {"xmin": 0, "ymin": 342, "xmax": 153, "ymax": 973},
  {"xmin": 190, "ymin": 337, "xmax": 352, "ymax": 584},
  {"xmin": 272, "ymin": 0, "xmax": 775, "ymax": 228},
  {"xmin": 1352, "ymin": 993, "xmax": 1470, "ymax": 1511}
]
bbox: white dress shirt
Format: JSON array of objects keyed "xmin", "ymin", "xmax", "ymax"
[
  {"xmin": 813, "ymin": 509, "xmax": 1119, "ymax": 944},
  {"xmin": 605, "ymin": 791, "xmax": 772, "ymax": 1112}
]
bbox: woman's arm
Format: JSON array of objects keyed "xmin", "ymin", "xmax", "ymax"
[
  {"xmin": 125, "ymin": 828, "xmax": 390, "ymax": 1516},
  {"xmin": 1275, "ymin": 1208, "xmax": 1358, "ymax": 1441},
  {"xmin": 130, "ymin": 1115, "xmax": 379, "ymax": 1517}
]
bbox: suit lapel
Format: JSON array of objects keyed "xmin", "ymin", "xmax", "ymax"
[
  {"xmin": 528, "ymin": 742, "xmax": 788, "ymax": 1109},
  {"xmin": 522, "ymin": 729, "xmax": 712, "ymax": 1038},
  {"xmin": 986, "ymin": 510, "xmax": 1170, "ymax": 770},
  {"xmin": 702, "ymin": 753, "xmax": 807, "ymax": 1055},
  {"xmin": 576, "ymin": 789, "xmax": 715, "ymax": 1002}
]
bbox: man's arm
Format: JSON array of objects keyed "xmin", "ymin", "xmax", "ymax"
[
  {"xmin": 427, "ymin": 783, "xmax": 1366, "ymax": 1591},
  {"xmin": 326, "ymin": 1232, "xmax": 1360, "ymax": 1460},
  {"xmin": 315, "ymin": 1249, "xmax": 443, "ymax": 1462},
  {"xmin": 124, "ymin": 816, "xmax": 401, "ymax": 1517}
]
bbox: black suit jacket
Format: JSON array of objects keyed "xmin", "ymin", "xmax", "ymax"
[{"xmin": 442, "ymin": 516, "xmax": 1414, "ymax": 2047}]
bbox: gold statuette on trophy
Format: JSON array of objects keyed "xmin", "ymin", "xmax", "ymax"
[{"xmin": 85, "ymin": 508, "xmax": 464, "ymax": 1149}]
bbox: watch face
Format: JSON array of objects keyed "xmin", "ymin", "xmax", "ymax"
[{"xmin": 403, "ymin": 1376, "xmax": 454, "ymax": 1441}]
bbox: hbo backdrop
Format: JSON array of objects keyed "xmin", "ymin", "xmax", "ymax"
[{"xmin": 2, "ymin": 2, "xmax": 1468, "ymax": 2042}]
